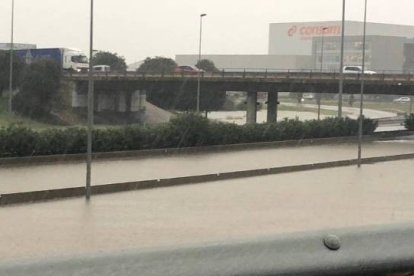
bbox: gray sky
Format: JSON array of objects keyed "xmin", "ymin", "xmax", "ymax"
[{"xmin": 0, "ymin": 0, "xmax": 413, "ymax": 64}]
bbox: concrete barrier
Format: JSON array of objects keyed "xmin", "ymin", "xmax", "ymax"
[
  {"xmin": 1, "ymin": 152, "xmax": 414, "ymax": 206},
  {"xmin": 0, "ymin": 131, "xmax": 412, "ymax": 167}
]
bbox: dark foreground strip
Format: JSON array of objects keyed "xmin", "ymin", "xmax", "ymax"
[
  {"xmin": 1, "ymin": 152, "xmax": 414, "ymax": 206},
  {"xmin": 1, "ymin": 223, "xmax": 414, "ymax": 275},
  {"xmin": 0, "ymin": 131, "xmax": 411, "ymax": 166}
]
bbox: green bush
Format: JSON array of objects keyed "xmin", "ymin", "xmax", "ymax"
[
  {"xmin": 405, "ymin": 114, "xmax": 414, "ymax": 131},
  {"xmin": 0, "ymin": 114, "xmax": 378, "ymax": 158},
  {"xmin": 0, "ymin": 125, "xmax": 38, "ymax": 157}
]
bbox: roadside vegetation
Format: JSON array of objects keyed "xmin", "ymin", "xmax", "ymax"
[
  {"xmin": 0, "ymin": 113, "xmax": 377, "ymax": 158},
  {"xmin": 405, "ymin": 114, "xmax": 414, "ymax": 130}
]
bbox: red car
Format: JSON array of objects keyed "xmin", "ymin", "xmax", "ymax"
[{"xmin": 174, "ymin": 65, "xmax": 203, "ymax": 75}]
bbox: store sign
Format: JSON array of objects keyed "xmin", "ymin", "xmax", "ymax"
[{"xmin": 288, "ymin": 25, "xmax": 341, "ymax": 39}]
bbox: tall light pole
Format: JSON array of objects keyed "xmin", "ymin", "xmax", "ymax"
[
  {"xmin": 196, "ymin": 13, "xmax": 207, "ymax": 113},
  {"xmin": 8, "ymin": 0, "xmax": 15, "ymax": 114},
  {"xmin": 320, "ymin": 27, "xmax": 328, "ymax": 72},
  {"xmin": 357, "ymin": 0, "xmax": 368, "ymax": 168},
  {"xmin": 338, "ymin": 0, "xmax": 346, "ymax": 118},
  {"xmin": 317, "ymin": 27, "xmax": 328, "ymax": 120},
  {"xmin": 86, "ymin": 0, "xmax": 94, "ymax": 200}
]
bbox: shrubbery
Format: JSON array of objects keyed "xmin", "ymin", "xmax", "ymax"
[
  {"xmin": 0, "ymin": 114, "xmax": 378, "ymax": 158},
  {"xmin": 405, "ymin": 114, "xmax": 414, "ymax": 131}
]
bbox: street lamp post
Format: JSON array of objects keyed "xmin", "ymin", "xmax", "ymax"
[
  {"xmin": 86, "ymin": 0, "xmax": 94, "ymax": 200},
  {"xmin": 338, "ymin": 0, "xmax": 346, "ymax": 118},
  {"xmin": 320, "ymin": 27, "xmax": 328, "ymax": 72},
  {"xmin": 357, "ymin": 0, "xmax": 368, "ymax": 168},
  {"xmin": 8, "ymin": 0, "xmax": 15, "ymax": 114},
  {"xmin": 317, "ymin": 27, "xmax": 328, "ymax": 120},
  {"xmin": 196, "ymin": 13, "xmax": 207, "ymax": 113}
]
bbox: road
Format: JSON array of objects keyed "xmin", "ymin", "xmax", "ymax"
[
  {"xmin": 1, "ymin": 139, "xmax": 414, "ymax": 193},
  {"xmin": 209, "ymin": 103, "xmax": 398, "ymax": 125},
  {"xmin": 1, "ymin": 159, "xmax": 414, "ymax": 263}
]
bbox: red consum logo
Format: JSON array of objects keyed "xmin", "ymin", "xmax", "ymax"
[
  {"xmin": 288, "ymin": 26, "xmax": 298, "ymax": 37},
  {"xmin": 287, "ymin": 25, "xmax": 341, "ymax": 38}
]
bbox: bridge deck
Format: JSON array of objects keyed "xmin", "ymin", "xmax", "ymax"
[{"xmin": 65, "ymin": 72, "xmax": 414, "ymax": 95}]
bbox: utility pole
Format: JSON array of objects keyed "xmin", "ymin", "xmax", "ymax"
[
  {"xmin": 86, "ymin": 0, "xmax": 94, "ymax": 200},
  {"xmin": 196, "ymin": 13, "xmax": 207, "ymax": 113},
  {"xmin": 8, "ymin": 0, "xmax": 15, "ymax": 114},
  {"xmin": 357, "ymin": 0, "xmax": 368, "ymax": 168},
  {"xmin": 338, "ymin": 0, "xmax": 346, "ymax": 118}
]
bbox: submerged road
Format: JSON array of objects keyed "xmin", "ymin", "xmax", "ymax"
[
  {"xmin": 1, "ymin": 159, "xmax": 414, "ymax": 263},
  {"xmin": 0, "ymin": 139, "xmax": 414, "ymax": 194}
]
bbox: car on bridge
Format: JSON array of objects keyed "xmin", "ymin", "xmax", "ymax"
[
  {"xmin": 174, "ymin": 65, "xmax": 203, "ymax": 75},
  {"xmin": 343, "ymin": 66, "xmax": 376, "ymax": 75},
  {"xmin": 93, "ymin": 65, "xmax": 111, "ymax": 72}
]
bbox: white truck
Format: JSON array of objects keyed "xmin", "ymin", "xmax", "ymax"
[{"xmin": 14, "ymin": 48, "xmax": 89, "ymax": 72}]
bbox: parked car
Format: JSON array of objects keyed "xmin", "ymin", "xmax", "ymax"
[
  {"xmin": 343, "ymin": 66, "xmax": 376, "ymax": 75},
  {"xmin": 393, "ymin": 97, "xmax": 411, "ymax": 103},
  {"xmin": 174, "ymin": 65, "xmax": 203, "ymax": 75},
  {"xmin": 302, "ymin": 93, "xmax": 315, "ymax": 100}
]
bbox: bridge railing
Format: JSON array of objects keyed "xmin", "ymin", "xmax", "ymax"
[{"xmin": 63, "ymin": 68, "xmax": 414, "ymax": 82}]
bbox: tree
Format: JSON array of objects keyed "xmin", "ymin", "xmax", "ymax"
[
  {"xmin": 0, "ymin": 51, "xmax": 25, "ymax": 96},
  {"xmin": 13, "ymin": 59, "xmax": 61, "ymax": 118},
  {"xmin": 137, "ymin": 57, "xmax": 177, "ymax": 74},
  {"xmin": 196, "ymin": 59, "xmax": 219, "ymax": 73},
  {"xmin": 91, "ymin": 51, "xmax": 127, "ymax": 72}
]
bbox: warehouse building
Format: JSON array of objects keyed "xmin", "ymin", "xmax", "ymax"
[
  {"xmin": 176, "ymin": 21, "xmax": 414, "ymax": 72},
  {"xmin": 0, "ymin": 43, "xmax": 36, "ymax": 50}
]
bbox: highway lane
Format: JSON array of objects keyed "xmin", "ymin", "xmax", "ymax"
[
  {"xmin": 0, "ymin": 140, "xmax": 414, "ymax": 193},
  {"xmin": 1, "ymin": 159, "xmax": 414, "ymax": 263}
]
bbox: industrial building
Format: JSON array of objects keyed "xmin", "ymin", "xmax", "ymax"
[
  {"xmin": 0, "ymin": 43, "xmax": 36, "ymax": 50},
  {"xmin": 176, "ymin": 21, "xmax": 414, "ymax": 72}
]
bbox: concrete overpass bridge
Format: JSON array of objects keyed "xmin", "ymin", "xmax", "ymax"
[{"xmin": 65, "ymin": 71, "xmax": 414, "ymax": 124}]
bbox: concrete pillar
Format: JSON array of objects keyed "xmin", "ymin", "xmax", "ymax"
[
  {"xmin": 246, "ymin": 91, "xmax": 257, "ymax": 124},
  {"xmin": 125, "ymin": 91, "xmax": 132, "ymax": 114},
  {"xmin": 267, "ymin": 92, "xmax": 279, "ymax": 123}
]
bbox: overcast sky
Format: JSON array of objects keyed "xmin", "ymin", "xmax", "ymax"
[{"xmin": 0, "ymin": 0, "xmax": 413, "ymax": 64}]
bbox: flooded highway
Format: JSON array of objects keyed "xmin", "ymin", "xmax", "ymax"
[
  {"xmin": 0, "ymin": 139, "xmax": 414, "ymax": 193},
  {"xmin": 1, "ymin": 159, "xmax": 414, "ymax": 263}
]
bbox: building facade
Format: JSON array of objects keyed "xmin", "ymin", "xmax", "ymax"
[
  {"xmin": 0, "ymin": 43, "xmax": 36, "ymax": 50},
  {"xmin": 270, "ymin": 21, "xmax": 414, "ymax": 72},
  {"xmin": 176, "ymin": 21, "xmax": 414, "ymax": 72}
]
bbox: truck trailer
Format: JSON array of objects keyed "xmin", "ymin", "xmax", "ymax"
[{"xmin": 14, "ymin": 48, "xmax": 89, "ymax": 72}]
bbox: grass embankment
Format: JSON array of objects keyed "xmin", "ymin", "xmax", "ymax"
[{"xmin": 0, "ymin": 96, "xmax": 52, "ymax": 129}]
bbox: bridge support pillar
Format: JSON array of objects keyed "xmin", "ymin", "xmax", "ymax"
[
  {"xmin": 267, "ymin": 92, "xmax": 279, "ymax": 123},
  {"xmin": 246, "ymin": 91, "xmax": 257, "ymax": 124}
]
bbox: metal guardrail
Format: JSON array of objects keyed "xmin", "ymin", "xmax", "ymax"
[
  {"xmin": 1, "ymin": 223, "xmax": 414, "ymax": 275},
  {"xmin": 63, "ymin": 69, "xmax": 414, "ymax": 83}
]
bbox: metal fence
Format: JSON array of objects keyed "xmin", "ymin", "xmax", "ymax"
[{"xmin": 64, "ymin": 69, "xmax": 414, "ymax": 83}]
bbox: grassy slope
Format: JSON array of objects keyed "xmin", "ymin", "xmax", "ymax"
[{"xmin": 0, "ymin": 95, "xmax": 53, "ymax": 129}]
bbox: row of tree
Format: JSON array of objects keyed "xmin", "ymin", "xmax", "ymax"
[
  {"xmin": 0, "ymin": 51, "xmax": 62, "ymax": 119},
  {"xmin": 91, "ymin": 51, "xmax": 219, "ymax": 74},
  {"xmin": 0, "ymin": 50, "xmax": 225, "ymax": 121}
]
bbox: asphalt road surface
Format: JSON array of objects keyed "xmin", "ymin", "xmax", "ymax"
[
  {"xmin": 1, "ymin": 159, "xmax": 414, "ymax": 263},
  {"xmin": 1, "ymin": 140, "xmax": 414, "ymax": 193}
]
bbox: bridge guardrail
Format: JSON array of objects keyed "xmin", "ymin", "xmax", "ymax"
[{"xmin": 63, "ymin": 69, "xmax": 414, "ymax": 83}]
